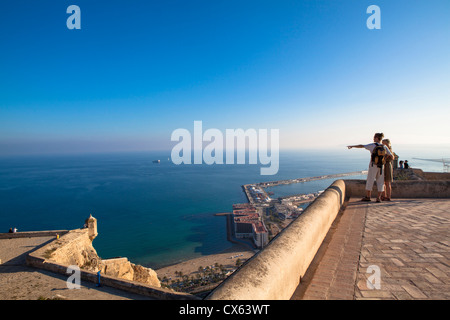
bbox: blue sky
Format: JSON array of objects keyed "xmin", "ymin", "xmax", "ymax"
[{"xmin": 1, "ymin": 0, "xmax": 449, "ymax": 155}]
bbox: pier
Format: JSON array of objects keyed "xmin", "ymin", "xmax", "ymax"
[
  {"xmin": 213, "ymin": 212, "xmax": 232, "ymax": 216},
  {"xmin": 243, "ymin": 171, "xmax": 367, "ymax": 206},
  {"xmin": 256, "ymin": 171, "xmax": 367, "ymax": 189}
]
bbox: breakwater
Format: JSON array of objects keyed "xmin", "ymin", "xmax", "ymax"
[{"xmin": 243, "ymin": 171, "xmax": 367, "ymax": 206}]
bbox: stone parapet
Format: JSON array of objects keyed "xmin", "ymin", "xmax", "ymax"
[
  {"xmin": 206, "ymin": 180, "xmax": 346, "ymax": 300},
  {"xmin": 26, "ymin": 253, "xmax": 196, "ymax": 300},
  {"xmin": 344, "ymin": 180, "xmax": 450, "ymax": 199},
  {"xmin": 0, "ymin": 230, "xmax": 68, "ymax": 240}
]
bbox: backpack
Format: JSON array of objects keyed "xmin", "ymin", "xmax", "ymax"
[{"xmin": 371, "ymin": 143, "xmax": 386, "ymax": 173}]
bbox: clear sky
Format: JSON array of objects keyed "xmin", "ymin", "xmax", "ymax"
[{"xmin": 1, "ymin": 0, "xmax": 449, "ymax": 155}]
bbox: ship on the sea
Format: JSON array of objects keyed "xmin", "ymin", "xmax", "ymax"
[{"xmin": 152, "ymin": 160, "xmax": 160, "ymax": 163}]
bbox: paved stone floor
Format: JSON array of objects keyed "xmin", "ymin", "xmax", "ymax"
[{"xmin": 292, "ymin": 198, "xmax": 450, "ymax": 300}]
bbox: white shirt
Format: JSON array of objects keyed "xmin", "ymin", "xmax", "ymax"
[{"xmin": 364, "ymin": 143, "xmax": 392, "ymax": 166}]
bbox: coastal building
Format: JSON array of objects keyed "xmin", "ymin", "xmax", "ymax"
[
  {"xmin": 232, "ymin": 203, "xmax": 269, "ymax": 248},
  {"xmin": 275, "ymin": 200, "xmax": 303, "ymax": 220},
  {"xmin": 252, "ymin": 221, "xmax": 269, "ymax": 248}
]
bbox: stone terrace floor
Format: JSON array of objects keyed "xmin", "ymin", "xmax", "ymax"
[{"xmin": 292, "ymin": 198, "xmax": 450, "ymax": 300}]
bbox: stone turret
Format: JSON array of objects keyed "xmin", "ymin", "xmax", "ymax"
[{"xmin": 85, "ymin": 214, "xmax": 98, "ymax": 241}]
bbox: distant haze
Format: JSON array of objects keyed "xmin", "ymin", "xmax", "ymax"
[{"xmin": 1, "ymin": 1, "xmax": 449, "ymax": 156}]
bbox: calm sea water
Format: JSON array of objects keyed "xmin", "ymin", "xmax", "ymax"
[{"xmin": 0, "ymin": 149, "xmax": 445, "ymax": 269}]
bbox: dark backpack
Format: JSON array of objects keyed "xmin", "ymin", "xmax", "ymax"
[{"xmin": 371, "ymin": 143, "xmax": 386, "ymax": 173}]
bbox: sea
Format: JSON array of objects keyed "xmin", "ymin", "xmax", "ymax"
[{"xmin": 0, "ymin": 148, "xmax": 446, "ymax": 269}]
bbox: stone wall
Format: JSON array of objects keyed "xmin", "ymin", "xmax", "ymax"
[
  {"xmin": 344, "ymin": 179, "xmax": 450, "ymax": 199},
  {"xmin": 411, "ymin": 169, "xmax": 450, "ymax": 181},
  {"xmin": 30, "ymin": 228, "xmax": 161, "ymax": 288},
  {"xmin": 393, "ymin": 168, "xmax": 450, "ymax": 181},
  {"xmin": 101, "ymin": 257, "xmax": 160, "ymax": 286},
  {"xmin": 0, "ymin": 230, "xmax": 68, "ymax": 240},
  {"xmin": 26, "ymin": 252, "xmax": 195, "ymax": 300},
  {"xmin": 39, "ymin": 229, "xmax": 101, "ymax": 271}
]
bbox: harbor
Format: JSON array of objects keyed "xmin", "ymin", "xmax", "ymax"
[
  {"xmin": 158, "ymin": 171, "xmax": 370, "ymax": 294},
  {"xmin": 209, "ymin": 171, "xmax": 369, "ymax": 256}
]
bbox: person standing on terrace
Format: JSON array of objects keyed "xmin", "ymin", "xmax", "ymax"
[
  {"xmin": 381, "ymin": 139, "xmax": 394, "ymax": 201},
  {"xmin": 347, "ymin": 133, "xmax": 393, "ymax": 202}
]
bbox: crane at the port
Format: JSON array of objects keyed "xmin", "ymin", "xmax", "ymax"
[{"xmin": 412, "ymin": 158, "xmax": 450, "ymax": 172}]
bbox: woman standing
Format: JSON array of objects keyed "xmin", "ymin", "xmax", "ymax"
[{"xmin": 382, "ymin": 139, "xmax": 394, "ymax": 201}]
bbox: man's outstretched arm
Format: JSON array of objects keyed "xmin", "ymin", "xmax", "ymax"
[{"xmin": 347, "ymin": 144, "xmax": 364, "ymax": 149}]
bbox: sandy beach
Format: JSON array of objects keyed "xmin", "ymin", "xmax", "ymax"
[{"xmin": 155, "ymin": 244, "xmax": 256, "ymax": 282}]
